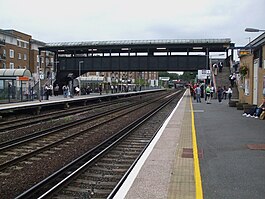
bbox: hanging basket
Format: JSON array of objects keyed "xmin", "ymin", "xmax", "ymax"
[{"xmin": 239, "ymin": 64, "xmax": 249, "ymax": 77}]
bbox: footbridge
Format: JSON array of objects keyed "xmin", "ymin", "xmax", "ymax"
[{"xmin": 39, "ymin": 38, "xmax": 234, "ymax": 82}]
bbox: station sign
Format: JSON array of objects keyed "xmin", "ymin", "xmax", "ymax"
[
  {"xmin": 16, "ymin": 76, "xmax": 29, "ymax": 81},
  {"xmin": 198, "ymin": 69, "xmax": 211, "ymax": 80},
  {"xmin": 238, "ymin": 50, "xmax": 251, "ymax": 57},
  {"xmin": 159, "ymin": 77, "xmax": 170, "ymax": 81}
]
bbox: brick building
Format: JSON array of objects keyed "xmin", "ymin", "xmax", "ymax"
[{"xmin": 0, "ymin": 29, "xmax": 55, "ymax": 81}]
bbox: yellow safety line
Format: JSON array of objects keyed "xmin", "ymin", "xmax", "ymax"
[{"xmin": 190, "ymin": 97, "xmax": 204, "ymax": 199}]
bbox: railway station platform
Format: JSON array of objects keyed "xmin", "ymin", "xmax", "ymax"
[{"xmin": 114, "ymin": 90, "xmax": 265, "ymax": 199}]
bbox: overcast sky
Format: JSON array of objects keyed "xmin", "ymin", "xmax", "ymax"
[{"xmin": 0, "ymin": 0, "xmax": 264, "ymax": 47}]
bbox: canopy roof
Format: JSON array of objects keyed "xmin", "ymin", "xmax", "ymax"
[
  {"xmin": 0, "ymin": 69, "xmax": 32, "ymax": 77},
  {"xmin": 40, "ymin": 38, "xmax": 234, "ymax": 54}
]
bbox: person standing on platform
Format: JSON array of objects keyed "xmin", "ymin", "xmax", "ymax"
[
  {"xmin": 205, "ymin": 85, "xmax": 211, "ymax": 104},
  {"xmin": 195, "ymin": 85, "xmax": 201, "ymax": 103},
  {"xmin": 99, "ymin": 84, "xmax": 102, "ymax": 95},
  {"xmin": 54, "ymin": 84, "xmax": 59, "ymax": 96},
  {"xmin": 86, "ymin": 85, "xmax": 91, "ymax": 94},
  {"xmin": 193, "ymin": 83, "xmax": 197, "ymax": 100},
  {"xmin": 49, "ymin": 84, "xmax": 53, "ymax": 96},
  {"xmin": 44, "ymin": 84, "xmax": 50, "ymax": 100},
  {"xmin": 62, "ymin": 85, "xmax": 69, "ymax": 98}
]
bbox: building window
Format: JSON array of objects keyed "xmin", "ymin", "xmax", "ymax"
[
  {"xmin": 10, "ymin": 49, "xmax": 14, "ymax": 58},
  {"xmin": 3, "ymin": 49, "xmax": 6, "ymax": 57},
  {"xmin": 3, "ymin": 62, "xmax": 6, "ymax": 69},
  {"xmin": 46, "ymin": 58, "xmax": 49, "ymax": 66},
  {"xmin": 10, "ymin": 62, "xmax": 14, "ymax": 69},
  {"xmin": 24, "ymin": 54, "xmax": 27, "ymax": 60},
  {"xmin": 18, "ymin": 53, "xmax": 22, "ymax": 60}
]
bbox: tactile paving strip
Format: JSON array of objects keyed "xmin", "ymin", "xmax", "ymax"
[
  {"xmin": 247, "ymin": 144, "xmax": 265, "ymax": 150},
  {"xmin": 181, "ymin": 148, "xmax": 203, "ymax": 158}
]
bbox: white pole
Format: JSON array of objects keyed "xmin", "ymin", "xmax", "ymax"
[
  {"xmin": 78, "ymin": 61, "xmax": 83, "ymax": 95},
  {"xmin": 38, "ymin": 57, "xmax": 41, "ymax": 102}
]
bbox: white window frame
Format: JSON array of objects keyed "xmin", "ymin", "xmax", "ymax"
[
  {"xmin": 10, "ymin": 49, "xmax": 14, "ymax": 58},
  {"xmin": 24, "ymin": 54, "xmax": 27, "ymax": 60},
  {"xmin": 10, "ymin": 62, "xmax": 14, "ymax": 69},
  {"xmin": 18, "ymin": 53, "xmax": 22, "ymax": 60}
]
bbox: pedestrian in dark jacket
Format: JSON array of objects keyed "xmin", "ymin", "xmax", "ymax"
[{"xmin": 217, "ymin": 86, "xmax": 224, "ymax": 103}]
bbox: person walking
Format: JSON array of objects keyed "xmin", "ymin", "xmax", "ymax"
[
  {"xmin": 222, "ymin": 86, "xmax": 227, "ymax": 100},
  {"xmin": 227, "ymin": 86, "xmax": 233, "ymax": 101},
  {"xmin": 210, "ymin": 85, "xmax": 214, "ymax": 99},
  {"xmin": 230, "ymin": 73, "xmax": 236, "ymax": 88},
  {"xmin": 218, "ymin": 61, "xmax": 223, "ymax": 72},
  {"xmin": 213, "ymin": 63, "xmax": 218, "ymax": 76},
  {"xmin": 217, "ymin": 86, "xmax": 224, "ymax": 103}
]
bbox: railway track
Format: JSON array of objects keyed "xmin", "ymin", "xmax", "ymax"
[
  {"xmin": 0, "ymin": 92, "xmax": 170, "ymax": 171},
  {"xmin": 0, "ymin": 92, "xmax": 167, "ymax": 148},
  {"xmin": 14, "ymin": 90, "xmax": 183, "ymax": 199}
]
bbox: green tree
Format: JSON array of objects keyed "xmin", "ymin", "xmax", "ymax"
[{"xmin": 179, "ymin": 71, "xmax": 197, "ymax": 82}]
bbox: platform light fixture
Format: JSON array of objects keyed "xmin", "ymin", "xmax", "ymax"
[
  {"xmin": 121, "ymin": 48, "xmax": 131, "ymax": 51},
  {"xmin": 245, "ymin": 28, "xmax": 265, "ymax": 32},
  {"xmin": 156, "ymin": 47, "xmax": 166, "ymax": 50},
  {"xmin": 193, "ymin": 47, "xmax": 203, "ymax": 50}
]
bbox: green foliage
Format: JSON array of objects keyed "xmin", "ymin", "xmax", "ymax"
[
  {"xmin": 239, "ymin": 64, "xmax": 248, "ymax": 77},
  {"xmin": 134, "ymin": 78, "xmax": 146, "ymax": 85},
  {"xmin": 179, "ymin": 72, "xmax": 197, "ymax": 81}
]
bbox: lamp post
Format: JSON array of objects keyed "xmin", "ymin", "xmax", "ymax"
[
  {"xmin": 245, "ymin": 28, "xmax": 265, "ymax": 32},
  {"xmin": 78, "ymin": 61, "xmax": 84, "ymax": 95}
]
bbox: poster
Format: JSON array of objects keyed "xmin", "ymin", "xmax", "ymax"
[{"xmin": 244, "ymin": 78, "xmax": 249, "ymax": 96}]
